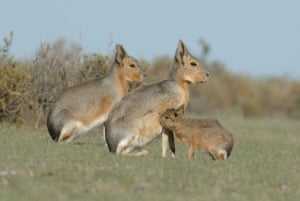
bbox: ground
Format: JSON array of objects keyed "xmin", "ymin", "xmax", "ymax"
[{"xmin": 0, "ymin": 116, "xmax": 299, "ymax": 201}]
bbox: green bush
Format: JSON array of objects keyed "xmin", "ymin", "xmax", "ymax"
[
  {"xmin": 0, "ymin": 32, "xmax": 33, "ymax": 123},
  {"xmin": 0, "ymin": 60, "xmax": 33, "ymax": 123}
]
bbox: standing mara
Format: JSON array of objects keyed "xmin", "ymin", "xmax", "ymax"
[
  {"xmin": 105, "ymin": 40, "xmax": 210, "ymax": 157},
  {"xmin": 47, "ymin": 44, "xmax": 145, "ymax": 142}
]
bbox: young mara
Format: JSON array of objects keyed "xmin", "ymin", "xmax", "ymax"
[{"xmin": 160, "ymin": 105, "xmax": 233, "ymax": 160}]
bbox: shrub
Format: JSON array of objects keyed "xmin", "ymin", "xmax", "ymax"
[
  {"xmin": 0, "ymin": 60, "xmax": 33, "ymax": 123},
  {"xmin": 0, "ymin": 32, "xmax": 13, "ymax": 64},
  {"xmin": 30, "ymin": 39, "xmax": 83, "ymax": 127},
  {"xmin": 79, "ymin": 53, "xmax": 111, "ymax": 82}
]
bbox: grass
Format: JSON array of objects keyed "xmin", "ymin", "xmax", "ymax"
[{"xmin": 0, "ymin": 116, "xmax": 299, "ymax": 201}]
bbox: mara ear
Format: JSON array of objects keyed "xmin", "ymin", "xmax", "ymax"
[
  {"xmin": 175, "ymin": 40, "xmax": 188, "ymax": 65},
  {"xmin": 175, "ymin": 104, "xmax": 185, "ymax": 117},
  {"xmin": 115, "ymin": 44, "xmax": 128, "ymax": 66}
]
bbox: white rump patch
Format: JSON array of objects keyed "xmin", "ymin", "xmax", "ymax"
[{"xmin": 217, "ymin": 148, "xmax": 227, "ymax": 160}]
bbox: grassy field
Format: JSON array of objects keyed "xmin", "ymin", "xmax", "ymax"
[{"xmin": 0, "ymin": 116, "xmax": 299, "ymax": 201}]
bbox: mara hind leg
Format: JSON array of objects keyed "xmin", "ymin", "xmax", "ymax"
[
  {"xmin": 59, "ymin": 123, "xmax": 98, "ymax": 143},
  {"xmin": 209, "ymin": 148, "xmax": 228, "ymax": 161},
  {"xmin": 58, "ymin": 122, "xmax": 78, "ymax": 143},
  {"xmin": 162, "ymin": 129, "xmax": 176, "ymax": 158},
  {"xmin": 132, "ymin": 149, "xmax": 149, "ymax": 156},
  {"xmin": 48, "ymin": 109, "xmax": 78, "ymax": 143},
  {"xmin": 59, "ymin": 120, "xmax": 99, "ymax": 143},
  {"xmin": 116, "ymin": 136, "xmax": 149, "ymax": 156},
  {"xmin": 58, "ymin": 111, "xmax": 106, "ymax": 143},
  {"xmin": 216, "ymin": 148, "xmax": 228, "ymax": 160}
]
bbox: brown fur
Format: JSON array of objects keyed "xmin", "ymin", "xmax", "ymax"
[
  {"xmin": 160, "ymin": 105, "xmax": 234, "ymax": 160},
  {"xmin": 47, "ymin": 44, "xmax": 145, "ymax": 142}
]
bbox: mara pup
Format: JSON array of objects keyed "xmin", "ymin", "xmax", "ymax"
[
  {"xmin": 160, "ymin": 105, "xmax": 234, "ymax": 160},
  {"xmin": 47, "ymin": 44, "xmax": 145, "ymax": 142},
  {"xmin": 105, "ymin": 40, "xmax": 210, "ymax": 156}
]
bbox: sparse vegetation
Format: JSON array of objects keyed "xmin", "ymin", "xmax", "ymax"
[{"xmin": 0, "ymin": 34, "xmax": 299, "ymax": 125}]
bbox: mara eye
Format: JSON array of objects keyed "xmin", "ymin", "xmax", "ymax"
[
  {"xmin": 190, "ymin": 61, "xmax": 197, "ymax": 66},
  {"xmin": 130, "ymin": 64, "xmax": 136, "ymax": 68}
]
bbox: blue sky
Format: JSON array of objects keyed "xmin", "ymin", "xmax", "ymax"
[{"xmin": 1, "ymin": 0, "xmax": 299, "ymax": 79}]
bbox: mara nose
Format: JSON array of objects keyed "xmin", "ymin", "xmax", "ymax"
[
  {"xmin": 206, "ymin": 72, "xmax": 210, "ymax": 77},
  {"xmin": 143, "ymin": 73, "xmax": 147, "ymax": 78}
]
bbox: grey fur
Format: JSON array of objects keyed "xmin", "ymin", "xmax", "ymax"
[{"xmin": 105, "ymin": 40, "xmax": 210, "ymax": 156}]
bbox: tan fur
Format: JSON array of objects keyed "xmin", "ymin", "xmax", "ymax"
[
  {"xmin": 160, "ymin": 105, "xmax": 234, "ymax": 160},
  {"xmin": 117, "ymin": 74, "xmax": 129, "ymax": 97},
  {"xmin": 105, "ymin": 40, "xmax": 210, "ymax": 156},
  {"xmin": 78, "ymin": 96, "xmax": 113, "ymax": 125},
  {"xmin": 47, "ymin": 44, "xmax": 145, "ymax": 142}
]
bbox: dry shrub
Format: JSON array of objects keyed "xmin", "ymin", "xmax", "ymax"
[
  {"xmin": 146, "ymin": 56, "xmax": 172, "ymax": 82},
  {"xmin": 30, "ymin": 39, "xmax": 83, "ymax": 127},
  {"xmin": 79, "ymin": 54, "xmax": 112, "ymax": 82},
  {"xmin": 190, "ymin": 62, "xmax": 236, "ymax": 113},
  {"xmin": 0, "ymin": 32, "xmax": 13, "ymax": 65}
]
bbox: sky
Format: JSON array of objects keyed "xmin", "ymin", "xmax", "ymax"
[{"xmin": 1, "ymin": 0, "xmax": 300, "ymax": 79}]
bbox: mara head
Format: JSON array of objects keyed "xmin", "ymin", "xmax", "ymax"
[
  {"xmin": 160, "ymin": 105, "xmax": 185, "ymax": 127},
  {"xmin": 170, "ymin": 40, "xmax": 209, "ymax": 84},
  {"xmin": 114, "ymin": 44, "xmax": 145, "ymax": 83}
]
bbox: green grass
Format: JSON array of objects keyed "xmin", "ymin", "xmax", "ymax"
[{"xmin": 0, "ymin": 117, "xmax": 299, "ymax": 201}]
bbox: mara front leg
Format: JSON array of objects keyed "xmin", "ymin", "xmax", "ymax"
[
  {"xmin": 161, "ymin": 129, "xmax": 176, "ymax": 158},
  {"xmin": 187, "ymin": 144, "xmax": 196, "ymax": 159}
]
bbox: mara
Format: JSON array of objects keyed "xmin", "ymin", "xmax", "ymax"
[
  {"xmin": 47, "ymin": 45, "xmax": 145, "ymax": 143},
  {"xmin": 105, "ymin": 40, "xmax": 210, "ymax": 157},
  {"xmin": 160, "ymin": 105, "xmax": 234, "ymax": 160}
]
